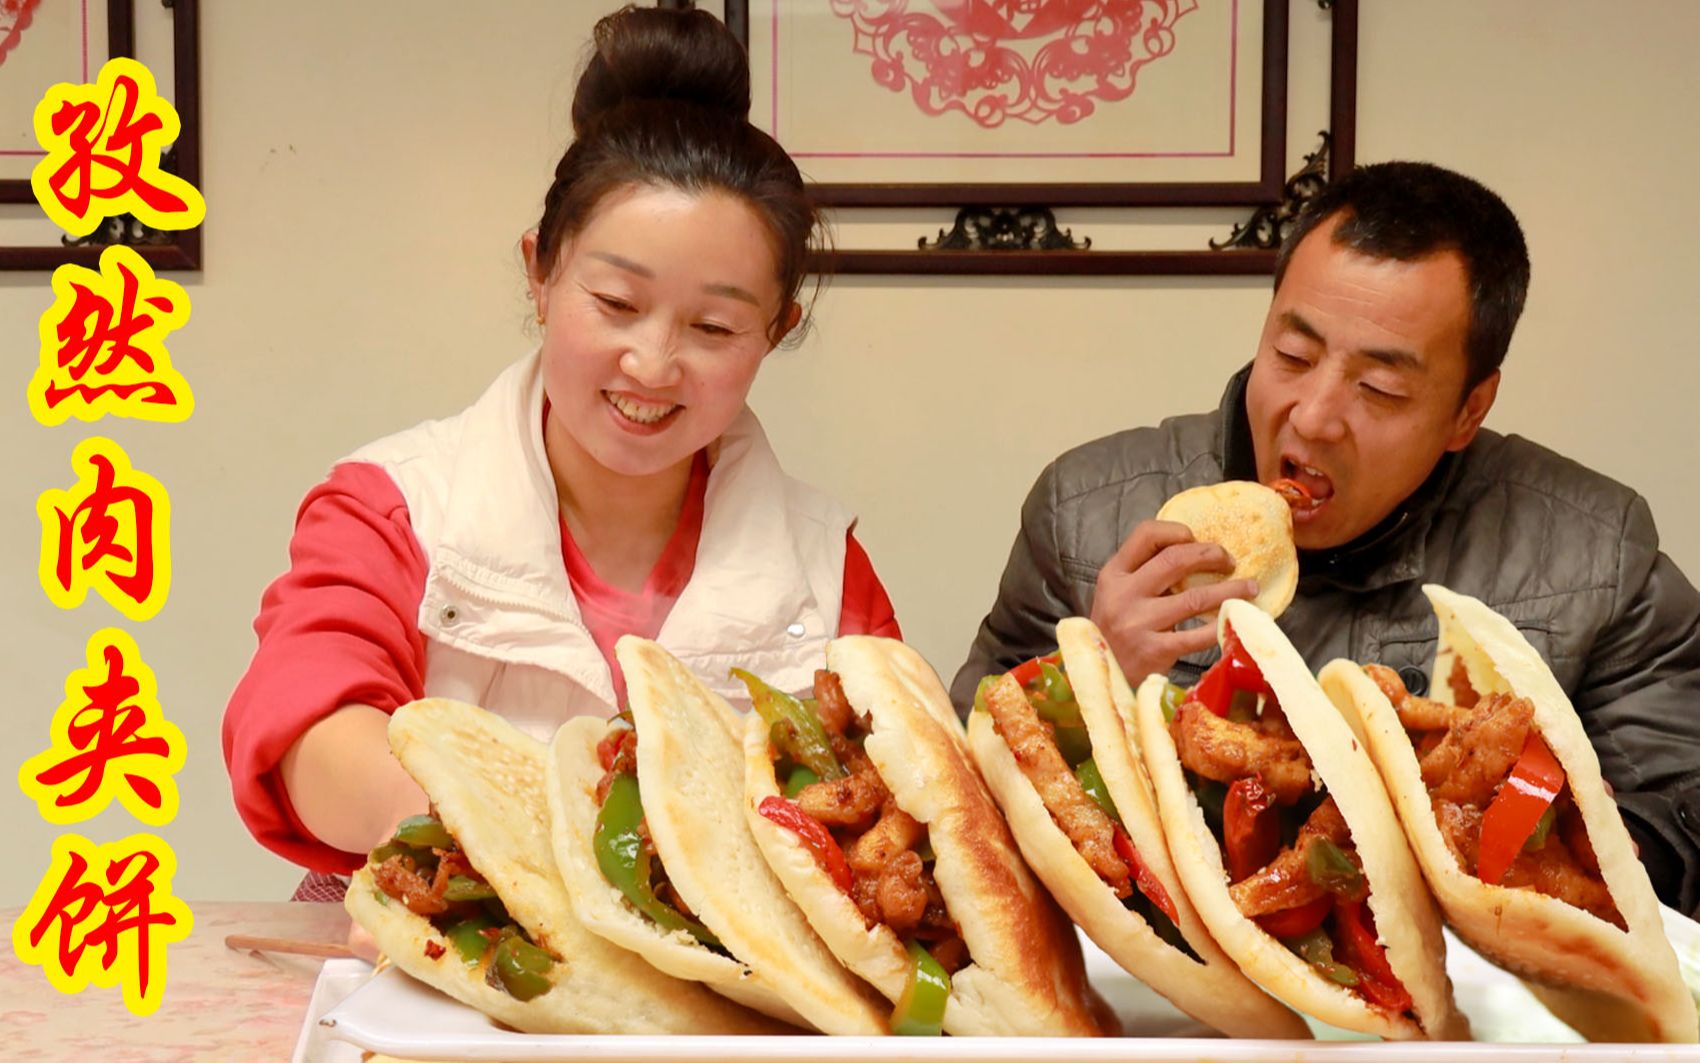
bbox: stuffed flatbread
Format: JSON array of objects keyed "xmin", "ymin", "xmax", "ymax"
[
  {"xmin": 345, "ymin": 698, "xmax": 780, "ymax": 1035},
  {"xmin": 1319, "ymin": 583, "xmax": 1699, "ymax": 1043},
  {"xmin": 1134, "ymin": 599, "xmax": 1465, "ymax": 1039},
  {"xmin": 739, "ymin": 635, "xmax": 1108, "ymax": 1036},
  {"xmin": 966, "ymin": 616, "xmax": 1311, "ymax": 1038},
  {"xmin": 548, "ymin": 636, "xmax": 888, "ymax": 1035}
]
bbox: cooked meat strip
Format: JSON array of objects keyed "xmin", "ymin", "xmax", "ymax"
[
  {"xmin": 979, "ymin": 675, "xmax": 1130, "ymax": 895},
  {"xmin": 795, "ymin": 760, "xmax": 889, "ymax": 829},
  {"xmin": 1559, "ymin": 799, "xmax": 1603, "ymax": 877},
  {"xmin": 1419, "ymin": 692, "xmax": 1534, "ymax": 805},
  {"xmin": 1448, "ymin": 655, "xmax": 1481, "ymax": 708},
  {"xmin": 373, "ymin": 855, "xmax": 449, "ymax": 916},
  {"xmin": 925, "ymin": 934, "xmax": 969, "ymax": 975},
  {"xmin": 1246, "ymin": 694, "xmax": 1299, "ymax": 740},
  {"xmin": 1363, "ymin": 663, "xmax": 1464, "ymax": 732},
  {"xmin": 1172, "ymin": 701, "xmax": 1314, "ymax": 805},
  {"xmin": 1504, "ymin": 834, "xmax": 1625, "ymax": 930},
  {"xmin": 846, "ymin": 800, "xmax": 924, "ymax": 876},
  {"xmin": 874, "ymin": 849, "xmax": 931, "ymax": 935},
  {"xmin": 1433, "ymin": 797, "xmax": 1624, "ymax": 929},
  {"xmin": 814, "ymin": 669, "xmax": 854, "ymax": 736},
  {"xmin": 1229, "ymin": 798, "xmax": 1365, "ymax": 916}
]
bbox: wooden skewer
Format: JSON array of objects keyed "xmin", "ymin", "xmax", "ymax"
[{"xmin": 224, "ymin": 933, "xmax": 355, "ymax": 960}]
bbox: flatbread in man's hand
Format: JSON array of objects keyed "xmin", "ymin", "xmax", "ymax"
[{"xmin": 1155, "ymin": 481, "xmax": 1299, "ymax": 619}]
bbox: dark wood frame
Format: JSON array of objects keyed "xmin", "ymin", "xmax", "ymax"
[
  {"xmin": 674, "ymin": 0, "xmax": 1356, "ymax": 275},
  {"xmin": 0, "ymin": 0, "xmax": 202, "ymax": 271}
]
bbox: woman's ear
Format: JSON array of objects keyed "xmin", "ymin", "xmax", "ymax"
[
  {"xmin": 521, "ymin": 231, "xmax": 546, "ymax": 321},
  {"xmin": 768, "ymin": 301, "xmax": 803, "ymax": 349}
]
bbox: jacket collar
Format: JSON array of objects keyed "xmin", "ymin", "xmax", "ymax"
[{"xmin": 1215, "ymin": 364, "xmax": 1457, "ymax": 594}]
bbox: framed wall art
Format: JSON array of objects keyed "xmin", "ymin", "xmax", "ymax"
[
  {"xmin": 666, "ymin": 0, "xmax": 1357, "ymax": 276},
  {"xmin": 0, "ymin": 0, "xmax": 202, "ymax": 271}
]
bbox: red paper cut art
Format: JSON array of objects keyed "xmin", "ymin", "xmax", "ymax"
[
  {"xmin": 831, "ymin": 0, "xmax": 1198, "ymax": 128},
  {"xmin": 0, "ymin": 0, "xmax": 42, "ymax": 68}
]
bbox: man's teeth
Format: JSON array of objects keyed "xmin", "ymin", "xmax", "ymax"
[{"xmin": 608, "ymin": 393, "xmax": 675, "ymax": 424}]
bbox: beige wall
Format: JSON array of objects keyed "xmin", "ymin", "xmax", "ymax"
[{"xmin": 3, "ymin": 1, "xmax": 1697, "ymax": 903}]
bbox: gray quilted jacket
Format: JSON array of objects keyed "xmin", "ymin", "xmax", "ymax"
[{"xmin": 951, "ymin": 367, "xmax": 1700, "ymax": 914}]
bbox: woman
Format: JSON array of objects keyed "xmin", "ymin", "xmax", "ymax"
[{"xmin": 222, "ymin": 6, "xmax": 899, "ymax": 901}]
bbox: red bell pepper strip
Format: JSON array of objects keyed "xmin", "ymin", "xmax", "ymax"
[
  {"xmin": 1223, "ymin": 776, "xmax": 1281, "ymax": 882},
  {"xmin": 1334, "ymin": 899, "xmax": 1413, "ymax": 1012},
  {"xmin": 1008, "ymin": 652, "xmax": 1059, "ymax": 690},
  {"xmin": 758, "ymin": 796, "xmax": 853, "ymax": 893},
  {"xmin": 1185, "ymin": 623, "xmax": 1273, "ymax": 716},
  {"xmin": 1476, "ymin": 732, "xmax": 1566, "ymax": 885},
  {"xmin": 1112, "ymin": 824, "xmax": 1179, "ymax": 924},
  {"xmin": 1255, "ymin": 894, "xmax": 1333, "ymax": 938}
]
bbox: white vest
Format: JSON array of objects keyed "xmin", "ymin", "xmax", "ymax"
[{"xmin": 344, "ymin": 350, "xmax": 852, "ymax": 743}]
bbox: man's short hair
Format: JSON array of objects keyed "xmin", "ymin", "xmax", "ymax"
[{"xmin": 1274, "ymin": 161, "xmax": 1530, "ymax": 393}]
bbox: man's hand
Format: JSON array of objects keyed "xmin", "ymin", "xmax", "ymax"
[{"xmin": 1088, "ymin": 520, "xmax": 1258, "ymax": 686}]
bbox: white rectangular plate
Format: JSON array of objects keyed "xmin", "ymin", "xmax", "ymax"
[{"xmin": 307, "ymin": 908, "xmax": 1700, "ymax": 1061}]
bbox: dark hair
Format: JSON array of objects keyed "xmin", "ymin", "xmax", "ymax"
[
  {"xmin": 532, "ymin": 6, "xmax": 823, "ymax": 344},
  {"xmin": 1274, "ymin": 161, "xmax": 1530, "ymax": 394}
]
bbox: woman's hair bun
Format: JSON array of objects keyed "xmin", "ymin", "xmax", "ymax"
[{"xmin": 571, "ymin": 5, "xmax": 751, "ymax": 136}]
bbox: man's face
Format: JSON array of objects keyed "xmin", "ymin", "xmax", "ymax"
[{"xmin": 1245, "ymin": 216, "xmax": 1499, "ymax": 550}]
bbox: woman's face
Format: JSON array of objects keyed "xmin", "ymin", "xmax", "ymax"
[{"xmin": 527, "ymin": 184, "xmax": 793, "ymax": 483}]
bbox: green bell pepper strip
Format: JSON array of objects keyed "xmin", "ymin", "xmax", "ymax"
[
  {"xmin": 594, "ymin": 772, "xmax": 722, "ymax": 947},
  {"xmin": 1291, "ymin": 926, "xmax": 1358, "ymax": 986},
  {"xmin": 393, "ymin": 814, "xmax": 456, "ymax": 850},
  {"xmin": 444, "ymin": 916, "xmax": 498, "ymax": 966},
  {"xmin": 890, "ymin": 939, "xmax": 951, "ymax": 1036},
  {"xmin": 1524, "ymin": 805, "xmax": 1557, "ymax": 852},
  {"xmin": 1074, "ymin": 758, "xmax": 1121, "ymax": 824},
  {"xmin": 783, "ymin": 764, "xmax": 821, "ymax": 798},
  {"xmin": 489, "ymin": 931, "xmax": 555, "ymax": 1001},
  {"xmin": 1305, "ymin": 837, "xmax": 1364, "ymax": 897},
  {"xmin": 1159, "ymin": 682, "xmax": 1186, "ymax": 724},
  {"xmin": 732, "ymin": 669, "xmax": 845, "ymax": 781},
  {"xmin": 442, "ymin": 874, "xmax": 498, "ymax": 903}
]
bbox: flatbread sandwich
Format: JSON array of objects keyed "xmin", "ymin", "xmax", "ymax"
[
  {"xmin": 547, "ymin": 636, "xmax": 888, "ymax": 1035},
  {"xmin": 1134, "ymin": 599, "xmax": 1466, "ymax": 1039},
  {"xmin": 967, "ymin": 616, "xmax": 1311, "ymax": 1038},
  {"xmin": 1319, "ymin": 583, "xmax": 1699, "ymax": 1043},
  {"xmin": 737, "ymin": 635, "xmax": 1109, "ymax": 1036},
  {"xmin": 345, "ymin": 697, "xmax": 779, "ymax": 1034}
]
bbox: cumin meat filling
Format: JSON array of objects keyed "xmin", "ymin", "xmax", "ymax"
[
  {"xmin": 1167, "ymin": 640, "xmax": 1411, "ymax": 1014},
  {"xmin": 1365, "ymin": 664, "xmax": 1625, "ymax": 929},
  {"xmin": 783, "ymin": 670, "xmax": 970, "ymax": 974},
  {"xmin": 977, "ymin": 658, "xmax": 1194, "ymax": 958},
  {"xmin": 368, "ymin": 810, "xmax": 558, "ymax": 1000}
]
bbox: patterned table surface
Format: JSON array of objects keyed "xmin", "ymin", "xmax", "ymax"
[{"xmin": 2, "ymin": 900, "xmax": 353, "ymax": 1061}]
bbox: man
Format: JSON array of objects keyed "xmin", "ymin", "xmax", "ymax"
[{"xmin": 952, "ymin": 161, "xmax": 1700, "ymax": 913}]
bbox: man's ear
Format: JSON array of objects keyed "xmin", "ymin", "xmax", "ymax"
[{"xmin": 1447, "ymin": 369, "xmax": 1500, "ymax": 451}]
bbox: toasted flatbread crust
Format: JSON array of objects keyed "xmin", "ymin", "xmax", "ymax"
[
  {"xmin": 826, "ymin": 635, "xmax": 1105, "ymax": 1036},
  {"xmin": 546, "ymin": 716, "xmax": 798, "ymax": 1024},
  {"xmin": 965, "ymin": 618, "xmax": 1308, "ymax": 1037},
  {"xmin": 343, "ymin": 698, "xmax": 775, "ymax": 1035},
  {"xmin": 617, "ymin": 636, "xmax": 889, "ymax": 1036},
  {"xmin": 1320, "ymin": 584, "xmax": 1699, "ymax": 1043},
  {"xmin": 1134, "ymin": 601, "xmax": 1465, "ymax": 1039},
  {"xmin": 1155, "ymin": 481, "xmax": 1298, "ymax": 619}
]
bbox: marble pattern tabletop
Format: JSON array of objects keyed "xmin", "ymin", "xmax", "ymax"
[{"xmin": 2, "ymin": 900, "xmax": 356, "ymax": 1061}]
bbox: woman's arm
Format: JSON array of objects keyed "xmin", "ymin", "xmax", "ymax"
[{"xmin": 223, "ymin": 462, "xmax": 431, "ymax": 872}]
